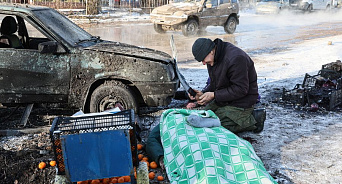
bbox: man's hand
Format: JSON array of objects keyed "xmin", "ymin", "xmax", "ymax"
[
  {"xmin": 189, "ymin": 89, "xmax": 203, "ymax": 101},
  {"xmin": 198, "ymin": 92, "xmax": 214, "ymax": 105}
]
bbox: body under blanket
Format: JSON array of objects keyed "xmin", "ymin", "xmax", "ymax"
[{"xmin": 159, "ymin": 109, "xmax": 276, "ymax": 184}]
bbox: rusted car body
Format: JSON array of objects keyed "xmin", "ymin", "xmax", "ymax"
[
  {"xmin": 150, "ymin": 0, "xmax": 239, "ymax": 36},
  {"xmin": 0, "ymin": 4, "xmax": 179, "ymax": 113}
]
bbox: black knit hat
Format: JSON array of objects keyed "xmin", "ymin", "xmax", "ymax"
[{"xmin": 192, "ymin": 38, "xmax": 215, "ymax": 62}]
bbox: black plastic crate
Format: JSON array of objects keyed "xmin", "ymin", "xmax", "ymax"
[
  {"xmin": 50, "ymin": 109, "xmax": 138, "ymax": 178},
  {"xmin": 282, "ymin": 85, "xmax": 307, "ymax": 106},
  {"xmin": 321, "ymin": 60, "xmax": 342, "ymax": 79}
]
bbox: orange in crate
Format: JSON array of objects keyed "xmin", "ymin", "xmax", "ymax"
[
  {"xmin": 110, "ymin": 177, "xmax": 118, "ymax": 183},
  {"xmin": 123, "ymin": 175, "xmax": 131, "ymax": 182},
  {"xmin": 102, "ymin": 178, "xmax": 110, "ymax": 184},
  {"xmin": 117, "ymin": 177, "xmax": 125, "ymax": 183},
  {"xmin": 90, "ymin": 179, "xmax": 100, "ymax": 184}
]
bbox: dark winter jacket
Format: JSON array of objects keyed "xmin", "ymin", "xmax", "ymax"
[{"xmin": 204, "ymin": 39, "xmax": 258, "ymax": 108}]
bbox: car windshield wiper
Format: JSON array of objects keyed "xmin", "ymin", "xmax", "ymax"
[{"xmin": 76, "ymin": 36, "xmax": 101, "ymax": 45}]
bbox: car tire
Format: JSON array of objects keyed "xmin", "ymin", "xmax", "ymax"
[
  {"xmin": 181, "ymin": 19, "xmax": 199, "ymax": 37},
  {"xmin": 303, "ymin": 3, "xmax": 312, "ymax": 12},
  {"xmin": 224, "ymin": 16, "xmax": 237, "ymax": 34},
  {"xmin": 89, "ymin": 81, "xmax": 137, "ymax": 113},
  {"xmin": 153, "ymin": 24, "xmax": 165, "ymax": 34}
]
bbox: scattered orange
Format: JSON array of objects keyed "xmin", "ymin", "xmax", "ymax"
[
  {"xmin": 90, "ymin": 179, "xmax": 100, "ymax": 184},
  {"xmin": 38, "ymin": 162, "xmax": 46, "ymax": 169},
  {"xmin": 138, "ymin": 154, "xmax": 144, "ymax": 160},
  {"xmin": 142, "ymin": 157, "xmax": 148, "ymax": 161},
  {"xmin": 137, "ymin": 144, "xmax": 143, "ymax": 150},
  {"xmin": 148, "ymin": 172, "xmax": 155, "ymax": 180},
  {"xmin": 77, "ymin": 181, "xmax": 88, "ymax": 184},
  {"xmin": 49, "ymin": 160, "xmax": 57, "ymax": 167},
  {"xmin": 123, "ymin": 175, "xmax": 131, "ymax": 182},
  {"xmin": 117, "ymin": 177, "xmax": 125, "ymax": 183},
  {"xmin": 157, "ymin": 175, "xmax": 164, "ymax": 181},
  {"xmin": 102, "ymin": 178, "xmax": 110, "ymax": 184},
  {"xmin": 150, "ymin": 161, "xmax": 157, "ymax": 169},
  {"xmin": 110, "ymin": 177, "xmax": 118, "ymax": 183}
]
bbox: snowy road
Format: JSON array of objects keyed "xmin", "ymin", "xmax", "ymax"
[
  {"xmin": 84, "ymin": 10, "xmax": 342, "ymax": 62},
  {"xmin": 82, "ymin": 10, "xmax": 342, "ymax": 183}
]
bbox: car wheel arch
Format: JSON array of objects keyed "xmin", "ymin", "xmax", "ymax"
[
  {"xmin": 182, "ymin": 17, "xmax": 200, "ymax": 36},
  {"xmin": 82, "ymin": 78, "xmax": 144, "ymax": 113},
  {"xmin": 228, "ymin": 13, "xmax": 239, "ymax": 25}
]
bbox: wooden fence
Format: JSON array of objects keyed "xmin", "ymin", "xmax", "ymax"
[{"xmin": 0, "ymin": 0, "xmax": 170, "ymax": 9}]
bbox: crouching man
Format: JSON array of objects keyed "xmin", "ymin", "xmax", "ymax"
[{"xmin": 190, "ymin": 38, "xmax": 265, "ymax": 133}]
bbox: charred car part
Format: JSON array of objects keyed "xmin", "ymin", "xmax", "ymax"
[
  {"xmin": 150, "ymin": 0, "xmax": 239, "ymax": 36},
  {"xmin": 0, "ymin": 4, "xmax": 180, "ymax": 114},
  {"xmin": 282, "ymin": 60, "xmax": 342, "ymax": 111}
]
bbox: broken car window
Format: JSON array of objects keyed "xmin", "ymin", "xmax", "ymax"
[{"xmin": 32, "ymin": 9, "xmax": 93, "ymax": 47}]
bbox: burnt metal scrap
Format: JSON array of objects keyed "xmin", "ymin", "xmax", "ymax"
[{"xmin": 282, "ymin": 60, "xmax": 342, "ymax": 111}]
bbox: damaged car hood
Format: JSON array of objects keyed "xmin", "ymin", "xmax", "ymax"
[
  {"xmin": 84, "ymin": 41, "xmax": 173, "ymax": 63},
  {"xmin": 151, "ymin": 2, "xmax": 202, "ymax": 15}
]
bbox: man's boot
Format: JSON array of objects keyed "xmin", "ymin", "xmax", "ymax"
[{"xmin": 252, "ymin": 108, "xmax": 266, "ymax": 133}]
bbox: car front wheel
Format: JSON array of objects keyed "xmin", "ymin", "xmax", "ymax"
[
  {"xmin": 89, "ymin": 81, "xmax": 137, "ymax": 113},
  {"xmin": 181, "ymin": 19, "xmax": 199, "ymax": 37},
  {"xmin": 153, "ymin": 24, "xmax": 165, "ymax": 33},
  {"xmin": 224, "ymin": 16, "xmax": 237, "ymax": 34}
]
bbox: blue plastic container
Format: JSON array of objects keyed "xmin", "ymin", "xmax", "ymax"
[{"xmin": 50, "ymin": 110, "xmax": 137, "ymax": 183}]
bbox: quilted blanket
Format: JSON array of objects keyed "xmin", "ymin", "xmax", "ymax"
[{"xmin": 159, "ymin": 109, "xmax": 277, "ymax": 184}]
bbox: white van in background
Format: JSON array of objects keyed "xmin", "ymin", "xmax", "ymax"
[
  {"xmin": 255, "ymin": 0, "xmax": 290, "ymax": 14},
  {"xmin": 289, "ymin": 0, "xmax": 339, "ymax": 11}
]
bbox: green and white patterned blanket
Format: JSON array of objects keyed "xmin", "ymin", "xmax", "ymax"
[{"xmin": 160, "ymin": 109, "xmax": 277, "ymax": 184}]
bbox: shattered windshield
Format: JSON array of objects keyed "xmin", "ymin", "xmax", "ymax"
[{"xmin": 32, "ymin": 9, "xmax": 97, "ymax": 47}]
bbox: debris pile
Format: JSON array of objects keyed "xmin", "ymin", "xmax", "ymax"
[{"xmin": 282, "ymin": 60, "xmax": 342, "ymax": 111}]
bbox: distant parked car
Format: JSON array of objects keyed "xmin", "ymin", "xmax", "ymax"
[
  {"xmin": 150, "ymin": 0, "xmax": 240, "ymax": 36},
  {"xmin": 0, "ymin": 4, "xmax": 179, "ymax": 113},
  {"xmin": 289, "ymin": 0, "xmax": 339, "ymax": 11},
  {"xmin": 255, "ymin": 0, "xmax": 289, "ymax": 14}
]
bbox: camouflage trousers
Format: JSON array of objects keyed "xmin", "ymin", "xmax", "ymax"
[{"xmin": 205, "ymin": 101, "xmax": 257, "ymax": 133}]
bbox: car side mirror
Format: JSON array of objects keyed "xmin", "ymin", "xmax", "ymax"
[{"xmin": 38, "ymin": 41, "xmax": 66, "ymax": 54}]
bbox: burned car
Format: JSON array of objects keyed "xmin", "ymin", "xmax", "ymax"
[
  {"xmin": 150, "ymin": 0, "xmax": 239, "ymax": 36},
  {"xmin": 0, "ymin": 4, "xmax": 179, "ymax": 114}
]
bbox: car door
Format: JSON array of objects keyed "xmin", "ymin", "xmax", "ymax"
[
  {"xmin": 312, "ymin": 0, "xmax": 327, "ymax": 9},
  {"xmin": 199, "ymin": 0, "xmax": 220, "ymax": 27},
  {"xmin": 217, "ymin": 0, "xmax": 235, "ymax": 25},
  {"xmin": 0, "ymin": 14, "xmax": 70, "ymax": 104}
]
